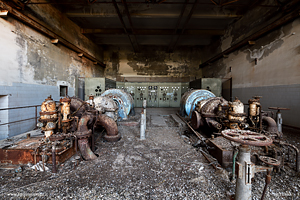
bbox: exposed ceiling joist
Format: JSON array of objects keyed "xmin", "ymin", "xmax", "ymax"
[
  {"xmin": 65, "ymin": 12, "xmax": 242, "ymax": 19},
  {"xmin": 121, "ymin": 0, "xmax": 140, "ymax": 52},
  {"xmin": 168, "ymin": 0, "xmax": 199, "ymax": 52},
  {"xmin": 81, "ymin": 28, "xmax": 224, "ymax": 35},
  {"xmin": 112, "ymin": 0, "xmax": 138, "ymax": 52}
]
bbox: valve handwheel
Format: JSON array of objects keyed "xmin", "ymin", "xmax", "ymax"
[
  {"xmin": 221, "ymin": 129, "xmax": 273, "ymax": 146},
  {"xmin": 259, "ymin": 156, "xmax": 280, "ymax": 166}
]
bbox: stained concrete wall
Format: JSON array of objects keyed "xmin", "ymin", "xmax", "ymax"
[
  {"xmin": 0, "ymin": 4, "xmax": 104, "ymax": 139},
  {"xmin": 201, "ymin": 16, "xmax": 300, "ymax": 128},
  {"xmin": 103, "ymin": 46, "xmax": 202, "ymax": 81}
]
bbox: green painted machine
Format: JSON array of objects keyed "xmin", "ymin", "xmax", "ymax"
[
  {"xmin": 189, "ymin": 78, "xmax": 222, "ymax": 97},
  {"xmin": 84, "ymin": 78, "xmax": 116, "ymax": 100}
]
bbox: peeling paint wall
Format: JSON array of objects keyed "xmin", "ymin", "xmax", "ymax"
[
  {"xmin": 201, "ymin": 17, "xmax": 300, "ymax": 128},
  {"xmin": 104, "ymin": 46, "xmax": 202, "ymax": 81},
  {"xmin": 0, "ymin": 5, "xmax": 104, "ymax": 139}
]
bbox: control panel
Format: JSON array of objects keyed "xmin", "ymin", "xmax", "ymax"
[
  {"xmin": 84, "ymin": 78, "xmax": 116, "ymax": 100},
  {"xmin": 114, "ymin": 82, "xmax": 190, "ymax": 107},
  {"xmin": 116, "ymin": 82, "xmax": 125, "ymax": 90},
  {"xmin": 147, "ymin": 85, "xmax": 158, "ymax": 107},
  {"xmin": 135, "ymin": 83, "xmax": 148, "ymax": 107},
  {"xmin": 169, "ymin": 83, "xmax": 181, "ymax": 107},
  {"xmin": 158, "ymin": 85, "xmax": 170, "ymax": 107}
]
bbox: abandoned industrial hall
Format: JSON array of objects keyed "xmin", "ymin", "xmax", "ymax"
[{"xmin": 1, "ymin": 0, "xmax": 300, "ymax": 199}]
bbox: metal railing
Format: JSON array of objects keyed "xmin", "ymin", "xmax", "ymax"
[{"xmin": 0, "ymin": 105, "xmax": 40, "ymax": 126}]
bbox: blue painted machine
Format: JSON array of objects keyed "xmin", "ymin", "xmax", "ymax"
[
  {"xmin": 180, "ymin": 89, "xmax": 215, "ymax": 118},
  {"xmin": 101, "ymin": 89, "xmax": 134, "ymax": 120}
]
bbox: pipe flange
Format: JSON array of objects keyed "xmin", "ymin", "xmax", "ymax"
[
  {"xmin": 49, "ymin": 134, "xmax": 66, "ymax": 141},
  {"xmin": 104, "ymin": 133, "xmax": 121, "ymax": 142},
  {"xmin": 76, "ymin": 130, "xmax": 92, "ymax": 139}
]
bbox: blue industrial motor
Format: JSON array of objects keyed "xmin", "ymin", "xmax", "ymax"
[
  {"xmin": 180, "ymin": 89, "xmax": 215, "ymax": 118},
  {"xmin": 101, "ymin": 89, "xmax": 135, "ymax": 120}
]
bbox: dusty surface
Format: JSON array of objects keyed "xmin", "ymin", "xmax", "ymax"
[{"xmin": 0, "ymin": 108, "xmax": 300, "ymax": 200}]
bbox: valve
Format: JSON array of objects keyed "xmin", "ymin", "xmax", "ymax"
[{"xmin": 221, "ymin": 129, "xmax": 275, "ymax": 200}]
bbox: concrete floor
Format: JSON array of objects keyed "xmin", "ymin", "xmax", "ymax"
[{"xmin": 0, "ymin": 108, "xmax": 300, "ymax": 199}]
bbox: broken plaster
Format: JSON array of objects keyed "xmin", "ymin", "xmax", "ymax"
[{"xmin": 245, "ymin": 28, "xmax": 295, "ymax": 60}]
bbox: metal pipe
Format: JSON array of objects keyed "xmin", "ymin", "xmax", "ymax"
[
  {"xmin": 232, "ymin": 150, "xmax": 239, "ymax": 181},
  {"xmin": 35, "ymin": 106, "xmax": 37, "ymax": 128},
  {"xmin": 261, "ymin": 170, "xmax": 272, "ymax": 200},
  {"xmin": 276, "ymin": 111, "xmax": 282, "ymax": 133},
  {"xmin": 52, "ymin": 143, "xmax": 57, "ymax": 173},
  {"xmin": 76, "ymin": 115, "xmax": 98, "ymax": 160},
  {"xmin": 140, "ymin": 109, "xmax": 146, "ymax": 140},
  {"xmin": 97, "ymin": 114, "xmax": 120, "ymax": 142},
  {"xmin": 200, "ymin": 150, "xmax": 218, "ymax": 170},
  {"xmin": 78, "ymin": 136, "xmax": 97, "ymax": 160},
  {"xmin": 0, "ymin": 105, "xmax": 40, "ymax": 111},
  {"xmin": 262, "ymin": 116, "xmax": 278, "ymax": 134},
  {"xmin": 235, "ymin": 145, "xmax": 252, "ymax": 200}
]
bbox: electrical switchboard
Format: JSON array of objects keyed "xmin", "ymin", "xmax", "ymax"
[
  {"xmin": 189, "ymin": 78, "xmax": 222, "ymax": 97},
  {"xmin": 147, "ymin": 84, "xmax": 158, "ymax": 107},
  {"xmin": 169, "ymin": 83, "xmax": 181, "ymax": 107},
  {"xmin": 158, "ymin": 84, "xmax": 170, "ymax": 107},
  {"xmin": 84, "ymin": 78, "xmax": 116, "ymax": 100},
  {"xmin": 116, "ymin": 81, "xmax": 125, "ymax": 90},
  {"xmin": 114, "ymin": 82, "xmax": 189, "ymax": 107},
  {"xmin": 135, "ymin": 83, "xmax": 148, "ymax": 107}
]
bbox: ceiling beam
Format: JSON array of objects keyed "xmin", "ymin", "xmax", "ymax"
[
  {"xmin": 168, "ymin": 0, "xmax": 199, "ymax": 52},
  {"xmin": 0, "ymin": 0, "xmax": 106, "ymax": 67},
  {"xmin": 166, "ymin": 0, "xmax": 189, "ymax": 52},
  {"xmin": 66, "ymin": 12, "xmax": 242, "ymax": 19},
  {"xmin": 111, "ymin": 0, "xmax": 137, "ymax": 52},
  {"xmin": 28, "ymin": 1, "xmax": 280, "ymax": 7},
  {"xmin": 81, "ymin": 28, "xmax": 224, "ymax": 35},
  {"xmin": 121, "ymin": 0, "xmax": 139, "ymax": 52}
]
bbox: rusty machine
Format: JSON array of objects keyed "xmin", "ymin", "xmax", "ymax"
[
  {"xmin": 179, "ymin": 90, "xmax": 298, "ymax": 199},
  {"xmin": 0, "ymin": 95, "xmax": 120, "ymax": 173},
  {"xmin": 189, "ymin": 94, "xmax": 298, "ymax": 171}
]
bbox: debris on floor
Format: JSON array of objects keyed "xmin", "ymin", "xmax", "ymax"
[{"xmin": 0, "ymin": 108, "xmax": 299, "ymax": 199}]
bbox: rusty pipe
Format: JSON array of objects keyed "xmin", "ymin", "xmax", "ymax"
[
  {"xmin": 262, "ymin": 116, "xmax": 278, "ymax": 134},
  {"xmin": 78, "ymin": 136, "xmax": 98, "ymax": 160},
  {"xmin": 76, "ymin": 114, "xmax": 98, "ymax": 160},
  {"xmin": 97, "ymin": 114, "xmax": 120, "ymax": 142},
  {"xmin": 261, "ymin": 170, "xmax": 272, "ymax": 200}
]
